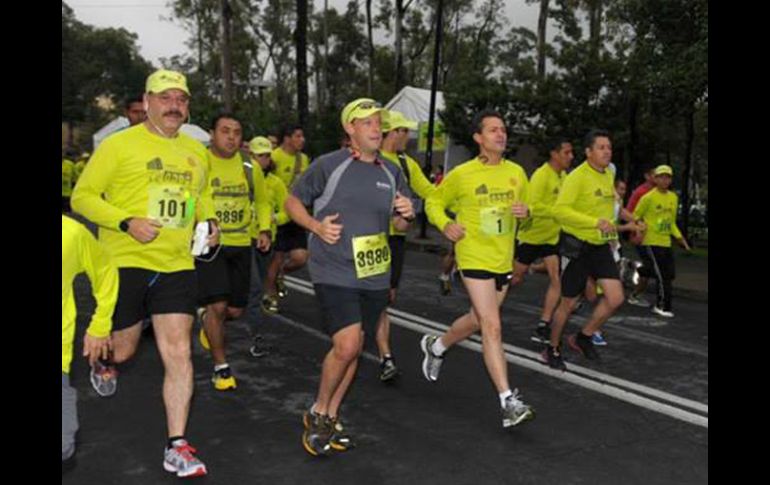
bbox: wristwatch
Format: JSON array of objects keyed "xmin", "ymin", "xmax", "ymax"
[{"xmin": 119, "ymin": 218, "xmax": 131, "ymax": 232}]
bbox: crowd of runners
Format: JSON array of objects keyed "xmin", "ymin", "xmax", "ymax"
[{"xmin": 62, "ymin": 69, "xmax": 691, "ymax": 476}]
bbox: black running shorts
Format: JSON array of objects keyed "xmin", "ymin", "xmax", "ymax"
[
  {"xmin": 458, "ymin": 269, "xmax": 513, "ymax": 292},
  {"xmin": 196, "ymin": 245, "xmax": 252, "ymax": 308},
  {"xmin": 560, "ymin": 242, "xmax": 620, "ymax": 298},
  {"xmin": 313, "ymin": 284, "xmax": 390, "ymax": 337},
  {"xmin": 112, "ymin": 268, "xmax": 197, "ymax": 331}
]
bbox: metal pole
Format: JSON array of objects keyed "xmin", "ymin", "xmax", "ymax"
[{"xmin": 420, "ymin": 0, "xmax": 443, "ymax": 239}]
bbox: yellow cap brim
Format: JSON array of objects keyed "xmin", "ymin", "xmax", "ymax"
[
  {"xmin": 393, "ymin": 120, "xmax": 418, "ymax": 131},
  {"xmin": 345, "ymin": 107, "xmax": 382, "ymax": 125}
]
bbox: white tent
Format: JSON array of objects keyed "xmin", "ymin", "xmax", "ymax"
[
  {"xmin": 92, "ymin": 116, "xmax": 129, "ymax": 148},
  {"xmin": 179, "ymin": 124, "xmax": 211, "ymax": 145},
  {"xmin": 92, "ymin": 117, "xmax": 211, "ymax": 149},
  {"xmin": 384, "ymin": 86, "xmax": 471, "ymax": 171}
]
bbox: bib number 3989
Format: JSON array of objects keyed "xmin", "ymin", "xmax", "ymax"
[{"xmin": 352, "ymin": 233, "xmax": 390, "ymax": 279}]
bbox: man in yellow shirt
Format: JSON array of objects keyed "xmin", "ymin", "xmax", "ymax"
[
  {"xmin": 62, "ymin": 156, "xmax": 75, "ymax": 212},
  {"xmin": 263, "ymin": 124, "xmax": 311, "ymax": 313},
  {"xmin": 195, "ymin": 114, "xmax": 272, "ymax": 391},
  {"xmin": 513, "ymin": 137, "xmax": 573, "ymax": 345},
  {"xmin": 543, "ymin": 129, "xmax": 624, "ymax": 371},
  {"xmin": 373, "ymin": 109, "xmax": 436, "ymax": 382},
  {"xmin": 630, "ymin": 165, "xmax": 691, "ymax": 318},
  {"xmin": 71, "ymin": 69, "xmax": 216, "ymax": 478},
  {"xmin": 422, "ymin": 110, "xmax": 535, "ymax": 429},
  {"xmin": 62, "ymin": 215, "xmax": 117, "ymax": 462},
  {"xmin": 244, "ymin": 136, "xmax": 292, "ymax": 356}
]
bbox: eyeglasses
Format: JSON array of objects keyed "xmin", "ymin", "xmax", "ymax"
[{"xmin": 355, "ymin": 100, "xmax": 381, "ymax": 110}]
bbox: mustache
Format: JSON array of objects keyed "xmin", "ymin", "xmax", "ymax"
[{"xmin": 163, "ymin": 110, "xmax": 184, "ymax": 118}]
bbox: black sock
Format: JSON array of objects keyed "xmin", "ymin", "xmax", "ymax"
[
  {"xmin": 578, "ymin": 331, "xmax": 592, "ymax": 341},
  {"xmin": 549, "ymin": 345, "xmax": 559, "ymax": 354},
  {"xmin": 168, "ymin": 436, "xmax": 186, "ymax": 449}
]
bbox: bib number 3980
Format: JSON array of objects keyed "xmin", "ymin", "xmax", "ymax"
[{"xmin": 352, "ymin": 233, "xmax": 390, "ymax": 279}]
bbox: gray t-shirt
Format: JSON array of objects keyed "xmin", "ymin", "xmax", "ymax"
[{"xmin": 292, "ymin": 148, "xmax": 410, "ymax": 290}]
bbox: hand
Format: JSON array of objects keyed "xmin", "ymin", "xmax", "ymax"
[
  {"xmin": 83, "ymin": 333, "xmax": 112, "ymax": 367},
  {"xmin": 127, "ymin": 217, "xmax": 162, "ymax": 243},
  {"xmin": 207, "ymin": 220, "xmax": 220, "ymax": 247},
  {"xmin": 680, "ymin": 238, "xmax": 692, "ymax": 251},
  {"xmin": 597, "ymin": 219, "xmax": 616, "ymax": 234},
  {"xmin": 393, "ymin": 192, "xmax": 415, "ymax": 220},
  {"xmin": 511, "ymin": 202, "xmax": 529, "ymax": 218},
  {"xmin": 257, "ymin": 231, "xmax": 272, "ymax": 252},
  {"xmin": 314, "ymin": 213, "xmax": 343, "ymax": 245},
  {"xmin": 443, "ymin": 222, "xmax": 466, "ymax": 242}
]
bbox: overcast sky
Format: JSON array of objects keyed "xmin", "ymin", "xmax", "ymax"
[{"xmin": 69, "ymin": 0, "xmax": 550, "ymax": 66}]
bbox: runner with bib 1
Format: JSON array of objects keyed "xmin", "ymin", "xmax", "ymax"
[{"xmin": 480, "ymin": 206, "xmax": 513, "ymax": 236}]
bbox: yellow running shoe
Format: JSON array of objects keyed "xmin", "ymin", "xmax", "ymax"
[{"xmin": 212, "ymin": 367, "xmax": 236, "ymax": 391}]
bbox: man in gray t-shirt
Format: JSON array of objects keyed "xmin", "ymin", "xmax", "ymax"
[{"xmin": 285, "ymin": 98, "xmax": 415, "ymax": 456}]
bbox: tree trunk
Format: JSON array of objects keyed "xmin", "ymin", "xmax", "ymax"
[
  {"xmin": 196, "ymin": 0, "xmax": 204, "ymax": 73},
  {"xmin": 322, "ymin": 0, "xmax": 329, "ymax": 108},
  {"xmin": 366, "ymin": 0, "xmax": 374, "ymax": 96},
  {"xmin": 588, "ymin": 0, "xmax": 602, "ymax": 62},
  {"xmin": 536, "ymin": 0, "xmax": 550, "ymax": 81},
  {"xmin": 220, "ymin": 0, "xmax": 233, "ymax": 112},
  {"xmin": 395, "ymin": 0, "xmax": 405, "ymax": 94},
  {"xmin": 296, "ymin": 0, "xmax": 309, "ymax": 127}
]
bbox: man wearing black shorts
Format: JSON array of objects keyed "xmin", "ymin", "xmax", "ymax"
[
  {"xmin": 543, "ymin": 129, "xmax": 625, "ymax": 371},
  {"xmin": 285, "ymin": 98, "xmax": 414, "ymax": 456},
  {"xmin": 71, "ymin": 69, "xmax": 216, "ymax": 477},
  {"xmin": 195, "ymin": 113, "xmax": 271, "ymax": 390},
  {"xmin": 512, "ymin": 137, "xmax": 573, "ymax": 344}
]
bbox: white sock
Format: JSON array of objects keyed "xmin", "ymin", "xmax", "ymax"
[
  {"xmin": 499, "ymin": 389, "xmax": 513, "ymax": 408},
  {"xmin": 431, "ymin": 337, "xmax": 447, "ymax": 356},
  {"xmin": 214, "ymin": 363, "xmax": 229, "ymax": 372},
  {"xmin": 439, "ymin": 273, "xmax": 450, "ymax": 281}
]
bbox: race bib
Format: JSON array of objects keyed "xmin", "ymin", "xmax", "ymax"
[
  {"xmin": 480, "ymin": 207, "xmax": 513, "ymax": 236},
  {"xmin": 214, "ymin": 197, "xmax": 250, "ymax": 229},
  {"xmin": 599, "ymin": 229, "xmax": 618, "ymax": 241},
  {"xmin": 656, "ymin": 218, "xmax": 672, "ymax": 234},
  {"xmin": 352, "ymin": 232, "xmax": 390, "ymax": 279},
  {"xmin": 148, "ymin": 184, "xmax": 194, "ymax": 229}
]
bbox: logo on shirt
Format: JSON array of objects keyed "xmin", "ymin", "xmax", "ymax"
[
  {"xmin": 475, "ymin": 184, "xmax": 489, "ymax": 195},
  {"xmin": 187, "ymin": 157, "xmax": 197, "ymax": 168},
  {"xmin": 553, "ymin": 187, "xmax": 560, "ymax": 195},
  {"xmin": 147, "ymin": 158, "xmax": 164, "ymax": 170},
  {"xmin": 509, "ymin": 178, "xmax": 518, "ymax": 187},
  {"xmin": 376, "ymin": 181, "xmax": 392, "ymax": 191},
  {"xmin": 594, "ymin": 189, "xmax": 603, "ymax": 197},
  {"xmin": 212, "ymin": 177, "xmax": 221, "ymax": 187}
]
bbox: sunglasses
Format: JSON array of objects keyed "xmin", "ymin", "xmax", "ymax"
[{"xmin": 355, "ymin": 100, "xmax": 381, "ymax": 110}]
